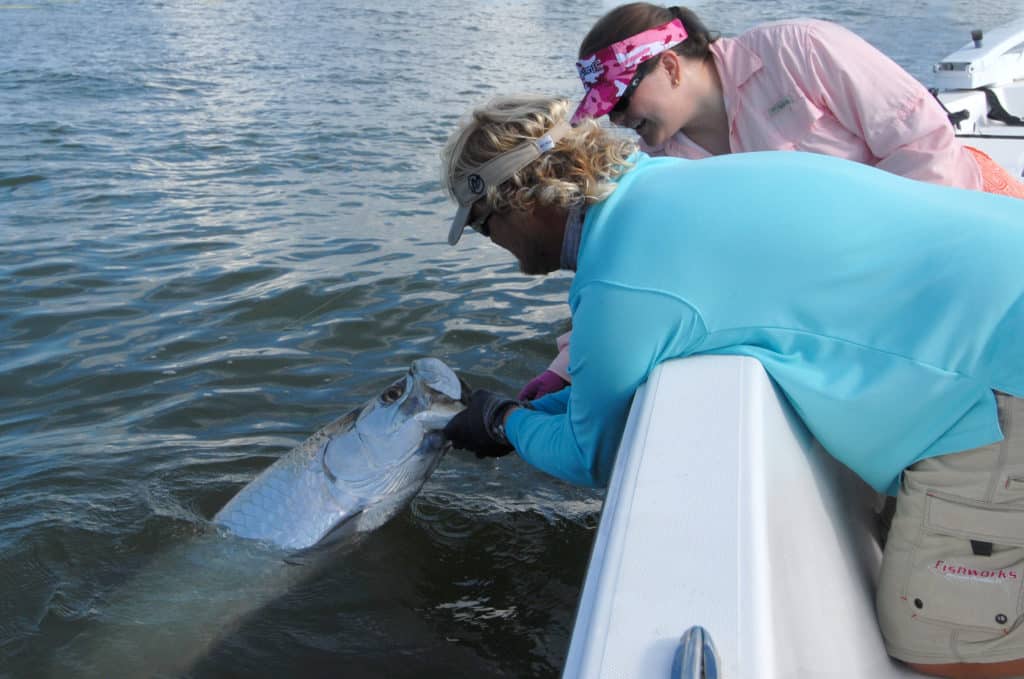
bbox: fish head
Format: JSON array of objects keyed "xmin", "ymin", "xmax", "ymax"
[
  {"xmin": 321, "ymin": 358, "xmax": 469, "ymax": 529},
  {"xmin": 353, "ymin": 357, "xmax": 468, "ymax": 439}
]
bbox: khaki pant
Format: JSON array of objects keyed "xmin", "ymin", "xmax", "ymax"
[{"xmin": 877, "ymin": 392, "xmax": 1024, "ymax": 664}]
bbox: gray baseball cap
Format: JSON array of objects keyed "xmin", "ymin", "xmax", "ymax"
[{"xmin": 447, "ymin": 119, "xmax": 572, "ymax": 245}]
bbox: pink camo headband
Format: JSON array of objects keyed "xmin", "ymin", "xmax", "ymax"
[{"xmin": 571, "ymin": 18, "xmax": 688, "ymax": 124}]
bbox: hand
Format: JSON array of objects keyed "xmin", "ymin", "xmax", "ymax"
[
  {"xmin": 517, "ymin": 370, "xmax": 569, "ymax": 401},
  {"xmin": 443, "ymin": 389, "xmax": 518, "ymax": 458}
]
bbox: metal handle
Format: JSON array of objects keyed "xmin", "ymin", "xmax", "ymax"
[{"xmin": 671, "ymin": 625, "xmax": 721, "ymax": 679}]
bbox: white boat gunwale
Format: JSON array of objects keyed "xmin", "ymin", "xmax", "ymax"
[{"xmin": 563, "ymin": 20, "xmax": 1024, "ymax": 679}]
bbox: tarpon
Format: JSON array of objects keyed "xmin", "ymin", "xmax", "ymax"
[
  {"xmin": 214, "ymin": 356, "xmax": 468, "ymax": 550},
  {"xmin": 53, "ymin": 358, "xmax": 467, "ymax": 678}
]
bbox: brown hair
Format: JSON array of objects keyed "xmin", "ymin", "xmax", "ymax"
[{"xmin": 579, "ymin": 3, "xmax": 718, "ymax": 63}]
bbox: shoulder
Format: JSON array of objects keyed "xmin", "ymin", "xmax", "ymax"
[
  {"xmin": 735, "ymin": 18, "xmax": 857, "ymax": 51},
  {"xmin": 607, "ymin": 154, "xmax": 692, "ymax": 199},
  {"xmin": 723, "ymin": 18, "xmax": 884, "ymax": 83}
]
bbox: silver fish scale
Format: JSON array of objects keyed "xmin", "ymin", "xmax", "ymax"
[
  {"xmin": 211, "ymin": 359, "xmax": 466, "ymax": 552},
  {"xmin": 214, "ymin": 416, "xmax": 358, "ymax": 551}
]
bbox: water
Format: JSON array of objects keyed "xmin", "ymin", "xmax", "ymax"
[{"xmin": 1, "ymin": 1, "xmax": 1021, "ymax": 676}]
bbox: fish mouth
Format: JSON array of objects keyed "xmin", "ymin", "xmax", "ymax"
[
  {"xmin": 411, "ymin": 357, "xmax": 464, "ymax": 401},
  {"xmin": 409, "ymin": 357, "xmax": 472, "ymax": 406},
  {"xmin": 413, "ymin": 375, "xmax": 470, "ymax": 430}
]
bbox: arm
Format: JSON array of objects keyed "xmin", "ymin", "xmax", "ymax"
[
  {"xmin": 548, "ymin": 331, "xmax": 573, "ymax": 380},
  {"xmin": 530, "ymin": 386, "xmax": 571, "ymax": 414},
  {"xmin": 518, "ymin": 332, "xmax": 573, "ymax": 401},
  {"xmin": 506, "ymin": 283, "xmax": 703, "ymax": 487},
  {"xmin": 796, "ymin": 21, "xmax": 979, "ymax": 188}
]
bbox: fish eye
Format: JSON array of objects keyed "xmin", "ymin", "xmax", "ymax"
[{"xmin": 380, "ymin": 379, "xmax": 406, "ymax": 405}]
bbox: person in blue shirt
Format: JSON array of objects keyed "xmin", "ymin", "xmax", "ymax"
[{"xmin": 441, "ymin": 94, "xmax": 1024, "ymax": 678}]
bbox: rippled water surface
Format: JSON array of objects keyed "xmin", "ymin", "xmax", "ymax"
[{"xmin": 2, "ymin": 1, "xmax": 1021, "ymax": 677}]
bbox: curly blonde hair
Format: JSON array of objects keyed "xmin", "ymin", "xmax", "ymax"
[{"xmin": 441, "ymin": 95, "xmax": 636, "ymax": 214}]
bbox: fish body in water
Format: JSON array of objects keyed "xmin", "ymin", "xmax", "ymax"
[
  {"xmin": 54, "ymin": 358, "xmax": 466, "ymax": 677},
  {"xmin": 214, "ymin": 357, "xmax": 467, "ymax": 551}
]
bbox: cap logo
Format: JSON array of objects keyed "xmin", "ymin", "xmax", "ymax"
[
  {"xmin": 467, "ymin": 174, "xmax": 485, "ymax": 195},
  {"xmin": 576, "ymin": 55, "xmax": 604, "ymax": 85}
]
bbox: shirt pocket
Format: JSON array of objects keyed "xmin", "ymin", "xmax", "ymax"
[
  {"xmin": 759, "ymin": 89, "xmax": 823, "ymax": 150},
  {"xmin": 905, "ymin": 490, "xmax": 1024, "ymax": 633}
]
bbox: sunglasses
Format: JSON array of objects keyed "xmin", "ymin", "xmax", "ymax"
[
  {"xmin": 611, "ymin": 59, "xmax": 658, "ymax": 115},
  {"xmin": 468, "ymin": 203, "xmax": 494, "ymax": 237}
]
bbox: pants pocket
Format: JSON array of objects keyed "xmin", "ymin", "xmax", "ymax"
[{"xmin": 905, "ymin": 490, "xmax": 1024, "ymax": 633}]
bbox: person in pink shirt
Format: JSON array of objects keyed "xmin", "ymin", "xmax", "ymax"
[{"xmin": 518, "ymin": 2, "xmax": 1024, "ymax": 404}]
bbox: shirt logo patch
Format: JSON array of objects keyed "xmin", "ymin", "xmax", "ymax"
[
  {"xmin": 932, "ymin": 560, "xmax": 1020, "ymax": 582},
  {"xmin": 768, "ymin": 97, "xmax": 793, "ymax": 116}
]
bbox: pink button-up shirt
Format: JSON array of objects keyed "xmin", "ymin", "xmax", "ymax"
[
  {"xmin": 643, "ymin": 19, "xmax": 983, "ymax": 190},
  {"xmin": 541, "ymin": 19, "xmax": 985, "ymax": 384}
]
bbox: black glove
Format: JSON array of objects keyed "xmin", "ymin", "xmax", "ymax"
[{"xmin": 444, "ymin": 389, "xmax": 522, "ymax": 458}]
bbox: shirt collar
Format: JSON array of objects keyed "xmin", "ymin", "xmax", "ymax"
[
  {"xmin": 709, "ymin": 36, "xmax": 763, "ymax": 90},
  {"xmin": 560, "ymin": 204, "xmax": 586, "ymax": 271}
]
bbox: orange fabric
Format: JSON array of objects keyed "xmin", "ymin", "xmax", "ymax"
[{"xmin": 965, "ymin": 146, "xmax": 1024, "ymax": 199}]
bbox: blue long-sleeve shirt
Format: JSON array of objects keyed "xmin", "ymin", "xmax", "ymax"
[{"xmin": 505, "ymin": 151, "xmax": 1024, "ymax": 493}]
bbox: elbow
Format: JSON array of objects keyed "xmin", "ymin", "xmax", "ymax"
[{"xmin": 574, "ymin": 441, "xmax": 615, "ymax": 489}]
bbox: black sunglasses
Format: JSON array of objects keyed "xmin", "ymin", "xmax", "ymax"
[
  {"xmin": 611, "ymin": 59, "xmax": 658, "ymax": 115},
  {"xmin": 468, "ymin": 203, "xmax": 493, "ymax": 237}
]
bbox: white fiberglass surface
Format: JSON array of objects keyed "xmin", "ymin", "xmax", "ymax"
[{"xmin": 563, "ymin": 356, "xmax": 922, "ymax": 679}]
